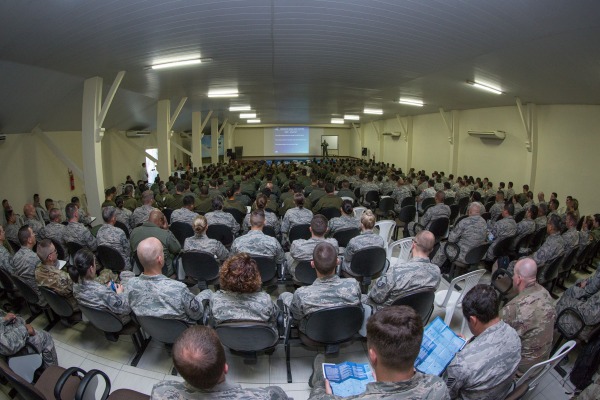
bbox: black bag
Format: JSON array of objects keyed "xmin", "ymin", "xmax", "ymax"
[{"xmin": 570, "ymin": 333, "xmax": 600, "ymax": 390}]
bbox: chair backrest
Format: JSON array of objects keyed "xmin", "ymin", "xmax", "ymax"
[
  {"xmin": 391, "ymin": 288, "xmax": 435, "ymax": 323},
  {"xmin": 397, "ymin": 205, "xmax": 416, "ymax": 224},
  {"xmin": 457, "ymin": 197, "xmax": 470, "ymax": 215},
  {"xmin": 514, "ymin": 209, "xmax": 526, "ymax": 223},
  {"xmin": 162, "ymin": 208, "xmax": 174, "ymax": 224},
  {"xmin": 512, "ymin": 233, "xmax": 534, "ymax": 254},
  {"xmin": 96, "ymin": 245, "xmax": 126, "ymax": 273},
  {"xmin": 223, "ymin": 208, "xmax": 246, "ymax": 225},
  {"xmin": 262, "ymin": 225, "xmax": 277, "ymax": 238},
  {"xmin": 387, "ymin": 237, "xmax": 413, "ymax": 261},
  {"xmin": 294, "ymin": 260, "xmax": 316, "ymax": 285},
  {"xmin": 340, "ymin": 196, "xmax": 354, "ymax": 203},
  {"xmin": 421, "ymin": 197, "xmax": 436, "ymax": 210},
  {"xmin": 377, "ymin": 197, "xmax": 395, "ymax": 213},
  {"xmin": 250, "ymin": 256, "xmax": 278, "ymax": 284},
  {"xmin": 39, "ymin": 286, "xmax": 74, "ymax": 318},
  {"xmin": 353, "ymin": 207, "xmax": 367, "ymax": 220},
  {"xmin": 374, "ymin": 220, "xmax": 396, "ymax": 244},
  {"xmin": 480, "ymin": 212, "xmax": 491, "ymax": 222},
  {"xmin": 0, "ymin": 358, "xmax": 47, "ymax": 400},
  {"xmin": 400, "ymin": 197, "xmax": 415, "ymax": 208},
  {"xmin": 463, "ymin": 242, "xmax": 491, "ymax": 265},
  {"xmin": 438, "ymin": 269, "xmax": 485, "ymax": 308},
  {"xmin": 78, "ymin": 304, "xmax": 124, "ymax": 333},
  {"xmin": 529, "ymin": 228, "xmax": 547, "ymax": 251},
  {"xmin": 332, "ymin": 228, "xmax": 360, "ymax": 248},
  {"xmin": 515, "ymin": 340, "xmax": 576, "ymax": 392},
  {"xmin": 215, "ymin": 322, "xmax": 278, "ymax": 352},
  {"xmin": 320, "ymin": 207, "xmax": 341, "ymax": 220},
  {"xmin": 135, "ymin": 315, "xmax": 189, "ymax": 344},
  {"xmin": 0, "ymin": 267, "xmax": 16, "ymax": 291},
  {"xmin": 428, "ymin": 218, "xmax": 449, "ymax": 240},
  {"xmin": 444, "ymin": 197, "xmax": 455, "ymax": 206},
  {"xmin": 114, "ymin": 220, "xmax": 130, "ymax": 239},
  {"xmin": 448, "ymin": 204, "xmax": 459, "ymax": 224},
  {"xmin": 353, "ymin": 187, "xmax": 361, "ymax": 199},
  {"xmin": 493, "ymin": 236, "xmax": 514, "ymax": 258},
  {"xmin": 349, "ymin": 246, "xmax": 387, "ymax": 277},
  {"xmin": 559, "ymin": 247, "xmax": 578, "ymax": 274},
  {"xmin": 169, "ymin": 222, "xmax": 195, "ymax": 247},
  {"xmin": 8, "ymin": 240, "xmax": 21, "ymax": 253},
  {"xmin": 206, "ymin": 224, "xmax": 234, "ymax": 247},
  {"xmin": 537, "ymin": 255, "xmax": 563, "ymax": 285},
  {"xmin": 302, "ymin": 305, "xmax": 363, "ymax": 344},
  {"xmin": 181, "ymin": 251, "xmax": 220, "ymax": 282},
  {"xmin": 49, "ymin": 239, "xmax": 67, "ymax": 261},
  {"xmin": 453, "ymin": 215, "xmax": 467, "ymax": 227},
  {"xmin": 364, "ymin": 190, "xmax": 380, "ymax": 205},
  {"xmin": 66, "ymin": 241, "xmax": 84, "ymax": 257},
  {"xmin": 288, "ymin": 224, "xmax": 311, "ymax": 243},
  {"xmin": 484, "ymin": 201, "xmax": 495, "ymax": 212},
  {"xmin": 11, "ymin": 275, "xmax": 40, "ymax": 305}
]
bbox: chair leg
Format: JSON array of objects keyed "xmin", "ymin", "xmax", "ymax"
[
  {"xmin": 130, "ymin": 331, "xmax": 149, "ymax": 367},
  {"xmin": 285, "ymin": 339, "xmax": 292, "ymax": 383},
  {"xmin": 43, "ymin": 309, "xmax": 58, "ymax": 331}
]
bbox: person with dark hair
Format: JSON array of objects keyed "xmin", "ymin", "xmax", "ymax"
[
  {"xmin": 488, "ymin": 191, "xmax": 505, "ymax": 222},
  {"xmin": 224, "ymin": 184, "xmax": 247, "ymax": 215},
  {"xmin": 312, "ymin": 182, "xmax": 342, "ymax": 213},
  {"xmin": 150, "ymin": 326, "xmax": 289, "ymax": 399},
  {"xmin": 327, "ymin": 199, "xmax": 360, "ymax": 236},
  {"xmin": 281, "ymin": 191, "xmax": 314, "ymax": 237},
  {"xmin": 340, "ymin": 210, "xmax": 386, "ymax": 276},
  {"xmin": 13, "ymin": 225, "xmax": 47, "ymax": 305},
  {"xmin": 484, "ymin": 202, "xmax": 517, "ymax": 262},
  {"xmin": 114, "ymin": 196, "xmax": 133, "ymax": 231},
  {"xmin": 535, "ymin": 202, "xmax": 548, "ymax": 230},
  {"xmin": 164, "ymin": 181, "xmax": 186, "ymax": 210},
  {"xmin": 193, "ymin": 185, "xmax": 213, "ymax": 214},
  {"xmin": 102, "ymin": 188, "xmax": 116, "ymax": 208},
  {"xmin": 170, "ymin": 194, "xmax": 199, "ymax": 226},
  {"xmin": 131, "ymin": 190, "xmax": 159, "ymax": 227},
  {"xmin": 445, "ymin": 284, "xmax": 521, "ymax": 399},
  {"xmin": 547, "ymin": 198, "xmax": 560, "ymax": 219},
  {"xmin": 35, "ymin": 239, "xmax": 78, "ymax": 310},
  {"xmin": 242, "ymin": 194, "xmax": 280, "ymax": 235},
  {"xmin": 70, "ymin": 197, "xmax": 92, "ymax": 226},
  {"xmin": 310, "ymin": 306, "xmax": 449, "ymax": 398},
  {"xmin": 205, "ymin": 196, "xmax": 240, "ymax": 236},
  {"xmin": 511, "ymin": 204, "xmax": 537, "ymax": 254},
  {"xmin": 523, "ymin": 190, "xmax": 535, "ymax": 210},
  {"xmin": 97, "ymin": 206, "xmax": 132, "ymax": 270},
  {"xmin": 562, "ymin": 211, "xmax": 580, "ymax": 253},
  {"xmin": 231, "ymin": 210, "xmax": 285, "ymax": 264},
  {"xmin": 407, "ymin": 191, "xmax": 450, "ymax": 236},
  {"xmin": 184, "ymin": 215, "xmax": 229, "ymax": 263},
  {"xmin": 38, "ymin": 208, "xmax": 68, "ymax": 256},
  {"xmin": 337, "ymin": 179, "xmax": 356, "ymax": 201},
  {"xmin": 63, "ymin": 202, "xmax": 97, "ymax": 251}
]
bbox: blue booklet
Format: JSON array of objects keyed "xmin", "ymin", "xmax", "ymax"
[
  {"xmin": 322, "ymin": 362, "xmax": 375, "ymax": 397},
  {"xmin": 415, "ymin": 316, "xmax": 466, "ymax": 376}
]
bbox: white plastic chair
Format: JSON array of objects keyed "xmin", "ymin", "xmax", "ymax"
[
  {"xmin": 387, "ymin": 237, "xmax": 413, "ymax": 262},
  {"xmin": 340, "ymin": 196, "xmax": 354, "ymax": 203},
  {"xmin": 434, "ymin": 269, "xmax": 485, "ymax": 333},
  {"xmin": 375, "ymin": 220, "xmax": 396, "ymax": 244},
  {"xmin": 353, "ymin": 207, "xmax": 367, "ymax": 220}
]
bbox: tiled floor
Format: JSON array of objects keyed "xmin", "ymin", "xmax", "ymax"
[{"xmin": 0, "ymin": 266, "xmax": 593, "ymax": 400}]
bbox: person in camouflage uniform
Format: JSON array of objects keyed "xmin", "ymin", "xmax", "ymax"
[
  {"xmin": 0, "ymin": 310, "xmax": 58, "ymax": 367},
  {"xmin": 281, "ymin": 192, "xmax": 314, "ymax": 237},
  {"xmin": 150, "ymin": 326, "xmax": 289, "ymax": 400},
  {"xmin": 22, "ymin": 203, "xmax": 44, "ymax": 236},
  {"xmin": 534, "ymin": 203, "xmax": 548, "ymax": 231},
  {"xmin": 38, "ymin": 208, "xmax": 68, "ymax": 257},
  {"xmin": 242, "ymin": 194, "xmax": 280, "ymax": 235},
  {"xmin": 327, "ymin": 200, "xmax": 360, "ymax": 236},
  {"xmin": 13, "ymin": 226, "xmax": 47, "ymax": 306},
  {"xmin": 511, "ymin": 204, "xmax": 537, "ymax": 253},
  {"xmin": 127, "ymin": 237, "xmax": 206, "ymax": 324},
  {"xmin": 484, "ymin": 203, "xmax": 517, "ymax": 262},
  {"xmin": 34, "ymin": 239, "xmax": 78, "ymax": 310},
  {"xmin": 194, "ymin": 185, "xmax": 214, "ymax": 214},
  {"xmin": 336, "ymin": 179, "xmax": 356, "ymax": 201},
  {"xmin": 488, "ymin": 191, "xmax": 505, "ymax": 222},
  {"xmin": 4, "ymin": 210, "xmax": 20, "ymax": 244},
  {"xmin": 340, "ymin": 210, "xmax": 385, "ymax": 276},
  {"xmin": 131, "ymin": 190, "xmax": 159, "ymax": 228},
  {"xmin": 432, "ymin": 202, "xmax": 487, "ymax": 268},
  {"xmin": 96, "ymin": 206, "xmax": 132, "ymax": 270},
  {"xmin": 165, "ymin": 182, "xmax": 186, "ymax": 210},
  {"xmin": 501, "ymin": 258, "xmax": 556, "ymax": 375},
  {"xmin": 205, "ymin": 196, "xmax": 240, "ymax": 236},
  {"xmin": 231, "ymin": 210, "xmax": 285, "ymax": 264},
  {"xmin": 0, "ymin": 225, "xmax": 14, "ymax": 273},
  {"xmin": 310, "ymin": 306, "xmax": 450, "ymax": 399},
  {"xmin": 365, "ymin": 231, "xmax": 441, "ymax": 311},
  {"xmin": 312, "ymin": 182, "xmax": 343, "ymax": 213},
  {"xmin": 407, "ymin": 191, "xmax": 451, "ymax": 237},
  {"xmin": 63, "ymin": 203, "xmax": 97, "ymax": 251},
  {"xmin": 445, "ymin": 285, "xmax": 521, "ymax": 400},
  {"xmin": 170, "ymin": 194, "xmax": 200, "ymax": 226},
  {"xmin": 115, "ymin": 197, "xmax": 132, "ymax": 231},
  {"xmin": 71, "ymin": 196, "xmax": 93, "ymax": 226},
  {"xmin": 155, "ymin": 183, "xmax": 174, "ymax": 209},
  {"xmin": 183, "ymin": 215, "xmax": 229, "ymax": 263},
  {"xmin": 562, "ymin": 212, "xmax": 581, "ymax": 253}
]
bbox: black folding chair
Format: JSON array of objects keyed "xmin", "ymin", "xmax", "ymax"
[
  {"xmin": 180, "ymin": 251, "xmax": 220, "ymax": 289},
  {"xmin": 96, "ymin": 245, "xmax": 127, "ymax": 273},
  {"xmin": 206, "ymin": 224, "xmax": 234, "ymax": 247},
  {"xmin": 348, "ymin": 246, "xmax": 388, "ymax": 292},
  {"xmin": 390, "ymin": 288, "xmax": 436, "ymax": 323},
  {"xmin": 39, "ymin": 286, "xmax": 81, "ymax": 326},
  {"xmin": 332, "ymin": 228, "xmax": 360, "ymax": 248},
  {"xmin": 294, "ymin": 260, "xmax": 317, "ymax": 286},
  {"xmin": 288, "ymin": 224, "xmax": 311, "ymax": 244},
  {"xmin": 224, "ymin": 208, "xmax": 246, "ymax": 226},
  {"xmin": 250, "ymin": 255, "xmax": 278, "ymax": 286},
  {"xmin": 320, "ymin": 207, "xmax": 342, "ymax": 220},
  {"xmin": 169, "ymin": 222, "xmax": 194, "ymax": 247}
]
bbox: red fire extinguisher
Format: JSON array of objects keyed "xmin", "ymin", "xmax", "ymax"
[{"xmin": 68, "ymin": 169, "xmax": 75, "ymax": 191}]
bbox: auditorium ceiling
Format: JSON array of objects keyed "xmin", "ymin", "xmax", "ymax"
[{"xmin": 1, "ymin": 0, "xmax": 599, "ymax": 133}]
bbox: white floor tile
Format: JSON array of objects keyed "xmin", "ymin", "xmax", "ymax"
[
  {"xmin": 92, "ymin": 339, "xmax": 136, "ymax": 366},
  {"xmin": 56, "ymin": 346, "xmax": 86, "ymax": 369},
  {"xmin": 133, "ymin": 344, "xmax": 174, "ymax": 375},
  {"xmin": 225, "ymin": 353, "xmax": 271, "ymax": 384}
]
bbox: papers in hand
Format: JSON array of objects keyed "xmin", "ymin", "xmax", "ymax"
[
  {"xmin": 415, "ymin": 316, "xmax": 466, "ymax": 376},
  {"xmin": 323, "ymin": 362, "xmax": 375, "ymax": 397},
  {"xmin": 58, "ymin": 260, "xmax": 67, "ymax": 269}
]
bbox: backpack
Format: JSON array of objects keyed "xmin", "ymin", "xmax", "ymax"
[{"xmin": 570, "ymin": 333, "xmax": 600, "ymax": 390}]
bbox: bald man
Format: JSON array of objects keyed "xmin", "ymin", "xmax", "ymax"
[
  {"xmin": 126, "ymin": 237, "xmax": 205, "ymax": 324},
  {"xmin": 130, "ymin": 210, "xmax": 180, "ymax": 276},
  {"xmin": 501, "ymin": 258, "xmax": 556, "ymax": 374},
  {"xmin": 22, "ymin": 204, "xmax": 43, "ymax": 236}
]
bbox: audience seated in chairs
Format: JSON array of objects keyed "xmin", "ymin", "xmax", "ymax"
[
  {"xmin": 230, "ymin": 210, "xmax": 285, "ymax": 268},
  {"xmin": 34, "ymin": 239, "xmax": 79, "ymax": 311},
  {"xmin": 327, "ymin": 200, "xmax": 360, "ymax": 237},
  {"xmin": 281, "ymin": 192, "xmax": 313, "ymax": 246},
  {"xmin": 484, "ymin": 202, "xmax": 517, "ymax": 263},
  {"xmin": 169, "ymin": 194, "xmax": 199, "ymax": 226},
  {"xmin": 205, "ymin": 196, "xmax": 240, "ymax": 237},
  {"xmin": 0, "ymin": 225, "xmax": 13, "ymax": 273},
  {"xmin": 183, "ymin": 215, "xmax": 229, "ymax": 263},
  {"xmin": 37, "ymin": 208, "xmax": 68, "ymax": 258},
  {"xmin": 242, "ymin": 194, "xmax": 281, "ymax": 235},
  {"xmin": 407, "ymin": 191, "xmax": 451, "ymax": 237}
]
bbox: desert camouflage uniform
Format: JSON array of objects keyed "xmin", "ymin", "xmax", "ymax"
[
  {"xmin": 489, "ymin": 202, "xmax": 504, "ymax": 222},
  {"xmin": 484, "ymin": 216, "xmax": 517, "ymax": 261},
  {"xmin": 183, "ymin": 234, "xmax": 229, "ymax": 262},
  {"xmin": 341, "ymin": 231, "xmax": 384, "ymax": 275},
  {"xmin": 230, "ymin": 230, "xmax": 285, "ymax": 264},
  {"xmin": 13, "ymin": 247, "xmax": 47, "ymax": 306},
  {"xmin": 22, "ymin": 217, "xmax": 44, "ymax": 236},
  {"xmin": 205, "ymin": 210, "xmax": 240, "ymax": 235},
  {"xmin": 150, "ymin": 381, "xmax": 289, "ymax": 400},
  {"xmin": 64, "ymin": 221, "xmax": 97, "ymax": 251},
  {"xmin": 131, "ymin": 204, "xmax": 159, "ymax": 228},
  {"xmin": 126, "ymin": 274, "xmax": 206, "ymax": 324},
  {"xmin": 97, "ymin": 224, "xmax": 131, "ymax": 270},
  {"xmin": 408, "ymin": 203, "xmax": 451, "ymax": 236},
  {"xmin": 328, "ymin": 215, "xmax": 361, "ymax": 235},
  {"xmin": 130, "ymin": 222, "xmax": 181, "ymax": 276},
  {"xmin": 562, "ymin": 227, "xmax": 580, "ymax": 253},
  {"xmin": 0, "ymin": 310, "xmax": 57, "ymax": 367},
  {"xmin": 288, "ymin": 237, "xmax": 339, "ymax": 278},
  {"xmin": 170, "ymin": 207, "xmax": 199, "ymax": 226},
  {"xmin": 208, "ymin": 290, "xmax": 279, "ymax": 331},
  {"xmin": 432, "ymin": 216, "xmax": 487, "ymax": 267},
  {"xmin": 73, "ymin": 279, "xmax": 132, "ymax": 324},
  {"xmin": 39, "ymin": 222, "xmax": 68, "ymax": 257},
  {"xmin": 281, "ymin": 207, "xmax": 313, "ymax": 234},
  {"xmin": 0, "ymin": 245, "xmax": 13, "ymax": 274},
  {"xmin": 501, "ymin": 283, "xmax": 556, "ymax": 373},
  {"xmin": 242, "ymin": 210, "xmax": 280, "ymax": 235},
  {"xmin": 35, "ymin": 262, "xmax": 78, "ymax": 310},
  {"xmin": 391, "ymin": 185, "xmax": 412, "ymax": 213},
  {"xmin": 446, "ymin": 321, "xmax": 521, "ymax": 400},
  {"xmin": 534, "ymin": 215, "xmax": 547, "ymax": 231}
]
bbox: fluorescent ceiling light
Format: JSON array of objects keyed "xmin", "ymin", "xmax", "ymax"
[
  {"xmin": 208, "ymin": 89, "xmax": 239, "ymax": 98},
  {"xmin": 331, "ymin": 118, "xmax": 345, "ymax": 124},
  {"xmin": 364, "ymin": 108, "xmax": 383, "ymax": 115},
  {"xmin": 399, "ymin": 98, "xmax": 424, "ymax": 107},
  {"xmin": 344, "ymin": 114, "xmax": 360, "ymax": 120},
  {"xmin": 467, "ymin": 80, "xmax": 503, "ymax": 95},
  {"xmin": 229, "ymin": 106, "xmax": 251, "ymax": 111},
  {"xmin": 239, "ymin": 113, "xmax": 256, "ymax": 119},
  {"xmin": 151, "ymin": 58, "xmax": 202, "ymax": 70},
  {"xmin": 247, "ymin": 119, "xmax": 261, "ymax": 123}
]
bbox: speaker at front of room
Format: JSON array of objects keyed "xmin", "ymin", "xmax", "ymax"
[
  {"xmin": 226, "ymin": 149, "xmax": 233, "ymax": 157},
  {"xmin": 361, "ymin": 147, "xmax": 368, "ymax": 156}
]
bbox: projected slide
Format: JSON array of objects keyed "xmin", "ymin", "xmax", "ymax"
[{"xmin": 274, "ymin": 127, "xmax": 309, "ymax": 154}]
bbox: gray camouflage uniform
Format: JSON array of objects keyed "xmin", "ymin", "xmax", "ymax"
[
  {"xmin": 126, "ymin": 274, "xmax": 205, "ymax": 324},
  {"xmin": 445, "ymin": 321, "xmax": 521, "ymax": 400},
  {"xmin": 131, "ymin": 204, "xmax": 158, "ymax": 228},
  {"xmin": 73, "ymin": 279, "xmax": 132, "ymax": 324},
  {"xmin": 150, "ymin": 380, "xmax": 289, "ymax": 400},
  {"xmin": 281, "ymin": 207, "xmax": 313, "ymax": 234},
  {"xmin": 170, "ymin": 208, "xmax": 200, "ymax": 226},
  {"xmin": 5, "ymin": 224, "xmax": 19, "ymax": 244},
  {"xmin": 0, "ymin": 310, "xmax": 58, "ymax": 367},
  {"xmin": 555, "ymin": 268, "xmax": 600, "ymax": 339},
  {"xmin": 455, "ymin": 187, "xmax": 471, "ymax": 202},
  {"xmin": 341, "ymin": 231, "xmax": 385, "ymax": 275},
  {"xmin": 183, "ymin": 234, "xmax": 229, "ymax": 262},
  {"xmin": 230, "ymin": 230, "xmax": 285, "ymax": 264},
  {"xmin": 209, "ymin": 290, "xmax": 279, "ymax": 331},
  {"xmin": 534, "ymin": 215, "xmax": 547, "ymax": 231},
  {"xmin": 288, "ymin": 237, "xmax": 339, "ymax": 278},
  {"xmin": 484, "ymin": 216, "xmax": 517, "ymax": 261},
  {"xmin": 13, "ymin": 247, "xmax": 47, "ymax": 306},
  {"xmin": 391, "ymin": 186, "xmax": 412, "ymax": 213},
  {"xmin": 242, "ymin": 210, "xmax": 280, "ymax": 235},
  {"xmin": 489, "ymin": 202, "xmax": 504, "ymax": 222},
  {"xmin": 365, "ymin": 257, "xmax": 440, "ymax": 311},
  {"xmin": 328, "ymin": 215, "xmax": 360, "ymax": 235},
  {"xmin": 432, "ymin": 216, "xmax": 487, "ymax": 267},
  {"xmin": 507, "ymin": 232, "xmax": 565, "ymax": 274},
  {"xmin": 205, "ymin": 210, "xmax": 240, "ymax": 235},
  {"xmin": 115, "ymin": 207, "xmax": 132, "ymax": 230},
  {"xmin": 0, "ymin": 245, "xmax": 13, "ymax": 274},
  {"xmin": 408, "ymin": 203, "xmax": 451, "ymax": 237},
  {"xmin": 562, "ymin": 227, "xmax": 580, "ymax": 253},
  {"xmin": 38, "ymin": 222, "xmax": 68, "ymax": 256},
  {"xmin": 513, "ymin": 219, "xmax": 536, "ymax": 249},
  {"xmin": 64, "ymin": 221, "xmax": 97, "ymax": 251},
  {"xmin": 22, "ymin": 217, "xmax": 43, "ymax": 236},
  {"xmin": 97, "ymin": 224, "xmax": 131, "ymax": 270}
]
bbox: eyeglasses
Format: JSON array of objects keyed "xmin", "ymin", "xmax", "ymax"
[{"xmin": 47, "ymin": 248, "xmax": 57, "ymax": 259}]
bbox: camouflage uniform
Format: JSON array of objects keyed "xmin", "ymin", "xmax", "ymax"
[
  {"xmin": 242, "ymin": 210, "xmax": 280, "ymax": 235},
  {"xmin": 115, "ymin": 207, "xmax": 132, "ymax": 231},
  {"xmin": 13, "ymin": 247, "xmax": 47, "ymax": 306},
  {"xmin": 555, "ymin": 268, "xmax": 600, "ymax": 339},
  {"xmin": 233, "ymin": 193, "xmax": 252, "ymax": 207},
  {"xmin": 0, "ymin": 310, "xmax": 58, "ymax": 367},
  {"xmin": 123, "ymin": 196, "xmax": 139, "ymax": 212},
  {"xmin": 131, "ymin": 204, "xmax": 159, "ymax": 228},
  {"xmin": 39, "ymin": 222, "xmax": 68, "ymax": 257},
  {"xmin": 513, "ymin": 219, "xmax": 536, "ymax": 248},
  {"xmin": 562, "ymin": 227, "xmax": 580, "ymax": 252},
  {"xmin": 432, "ymin": 216, "xmax": 487, "ymax": 267},
  {"xmin": 4, "ymin": 224, "xmax": 19, "ymax": 244},
  {"xmin": 455, "ymin": 187, "xmax": 471, "ymax": 202},
  {"xmin": 183, "ymin": 234, "xmax": 229, "ymax": 263},
  {"xmin": 22, "ymin": 217, "xmax": 43, "ymax": 236},
  {"xmin": 574, "ymin": 373, "xmax": 600, "ymax": 400},
  {"xmin": 308, "ymin": 188, "xmax": 327, "ymax": 204},
  {"xmin": 209, "ymin": 290, "xmax": 279, "ymax": 331},
  {"xmin": 288, "ymin": 237, "xmax": 339, "ymax": 278},
  {"xmin": 73, "ymin": 279, "xmax": 132, "ymax": 324},
  {"xmin": 230, "ymin": 230, "xmax": 285, "ymax": 264},
  {"xmin": 126, "ymin": 274, "xmax": 205, "ymax": 324},
  {"xmin": 312, "ymin": 194, "xmax": 343, "ymax": 213},
  {"xmin": 336, "ymin": 188, "xmax": 356, "ymax": 201},
  {"xmin": 35, "ymin": 262, "xmax": 78, "ymax": 310},
  {"xmin": 484, "ymin": 216, "xmax": 517, "ymax": 261},
  {"xmin": 341, "ymin": 231, "xmax": 385, "ymax": 275},
  {"xmin": 489, "ymin": 202, "xmax": 504, "ymax": 222},
  {"xmin": 170, "ymin": 207, "xmax": 199, "ymax": 226},
  {"xmin": 150, "ymin": 381, "xmax": 289, "ymax": 400},
  {"xmin": 501, "ymin": 283, "xmax": 556, "ymax": 373},
  {"xmin": 418, "ymin": 187, "xmax": 436, "ymax": 203},
  {"xmin": 328, "ymin": 215, "xmax": 361, "ymax": 235},
  {"xmin": 0, "ymin": 245, "xmax": 14, "ymax": 274},
  {"xmin": 534, "ymin": 215, "xmax": 547, "ymax": 231},
  {"xmin": 408, "ymin": 203, "xmax": 451, "ymax": 236},
  {"xmin": 281, "ymin": 207, "xmax": 313, "ymax": 234},
  {"xmin": 64, "ymin": 221, "xmax": 97, "ymax": 251},
  {"xmin": 97, "ymin": 224, "xmax": 131, "ymax": 270},
  {"xmin": 365, "ymin": 257, "xmax": 441, "ymax": 311},
  {"xmin": 310, "ymin": 371, "xmax": 450, "ymax": 399},
  {"xmin": 77, "ymin": 208, "xmax": 93, "ymax": 226},
  {"xmin": 391, "ymin": 186, "xmax": 412, "ymax": 213},
  {"xmin": 130, "ymin": 222, "xmax": 181, "ymax": 276},
  {"xmin": 155, "ymin": 193, "xmax": 174, "ymax": 209},
  {"xmin": 360, "ymin": 182, "xmax": 380, "ymax": 197},
  {"xmin": 205, "ymin": 210, "xmax": 240, "ymax": 235},
  {"xmin": 508, "ymin": 232, "xmax": 565, "ymax": 274},
  {"xmin": 445, "ymin": 321, "xmax": 521, "ymax": 400}
]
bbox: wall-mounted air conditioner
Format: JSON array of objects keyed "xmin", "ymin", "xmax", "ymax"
[
  {"xmin": 126, "ymin": 130, "xmax": 151, "ymax": 138},
  {"xmin": 467, "ymin": 130, "xmax": 506, "ymax": 140},
  {"xmin": 391, "ymin": 132, "xmax": 401, "ymax": 138}
]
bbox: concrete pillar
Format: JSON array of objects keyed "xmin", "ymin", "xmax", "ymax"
[
  {"xmin": 157, "ymin": 100, "xmax": 171, "ymax": 179},
  {"xmin": 211, "ymin": 117, "xmax": 219, "ymax": 164},
  {"xmin": 192, "ymin": 111, "xmax": 203, "ymax": 168},
  {"xmin": 405, "ymin": 116, "xmax": 414, "ymax": 172},
  {"xmin": 449, "ymin": 110, "xmax": 460, "ymax": 175}
]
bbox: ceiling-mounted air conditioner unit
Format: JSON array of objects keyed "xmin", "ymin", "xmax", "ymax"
[
  {"xmin": 0, "ymin": 134, "xmax": 6, "ymax": 142},
  {"xmin": 467, "ymin": 130, "xmax": 506, "ymax": 140},
  {"xmin": 126, "ymin": 130, "xmax": 151, "ymax": 138},
  {"xmin": 381, "ymin": 131, "xmax": 392, "ymax": 136}
]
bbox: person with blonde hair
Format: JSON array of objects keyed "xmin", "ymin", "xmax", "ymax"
[
  {"xmin": 340, "ymin": 210, "xmax": 386, "ymax": 276},
  {"xmin": 183, "ymin": 215, "xmax": 229, "ymax": 263}
]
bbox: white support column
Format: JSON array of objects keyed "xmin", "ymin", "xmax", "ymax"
[
  {"xmin": 157, "ymin": 100, "xmax": 171, "ymax": 179},
  {"xmin": 395, "ymin": 115, "xmax": 413, "ymax": 172},
  {"xmin": 211, "ymin": 117, "xmax": 219, "ymax": 164},
  {"xmin": 439, "ymin": 108, "xmax": 460, "ymax": 175},
  {"xmin": 171, "ymin": 141, "xmax": 192, "ymax": 157},
  {"xmin": 192, "ymin": 112, "xmax": 203, "ymax": 168},
  {"xmin": 516, "ymin": 101, "xmax": 538, "ymax": 189}
]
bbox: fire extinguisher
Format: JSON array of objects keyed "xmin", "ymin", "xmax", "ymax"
[{"xmin": 68, "ymin": 169, "xmax": 75, "ymax": 191}]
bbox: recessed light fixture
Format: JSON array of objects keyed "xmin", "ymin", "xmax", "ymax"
[
  {"xmin": 247, "ymin": 119, "xmax": 261, "ymax": 123},
  {"xmin": 150, "ymin": 57, "xmax": 212, "ymax": 70},
  {"xmin": 467, "ymin": 80, "xmax": 503, "ymax": 95},
  {"xmin": 208, "ymin": 89, "xmax": 239, "ymax": 98},
  {"xmin": 364, "ymin": 108, "xmax": 383, "ymax": 115},
  {"xmin": 399, "ymin": 98, "xmax": 424, "ymax": 107},
  {"xmin": 344, "ymin": 115, "xmax": 360, "ymax": 120},
  {"xmin": 229, "ymin": 106, "xmax": 251, "ymax": 111},
  {"xmin": 331, "ymin": 118, "xmax": 345, "ymax": 124},
  {"xmin": 240, "ymin": 113, "xmax": 256, "ymax": 119}
]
